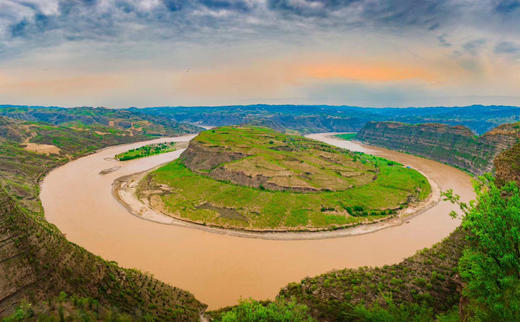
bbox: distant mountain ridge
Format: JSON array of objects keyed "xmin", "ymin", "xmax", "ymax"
[{"xmin": 2, "ymin": 104, "xmax": 520, "ymax": 135}]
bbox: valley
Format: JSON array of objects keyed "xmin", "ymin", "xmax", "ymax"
[{"xmin": 40, "ymin": 129, "xmax": 473, "ymax": 310}]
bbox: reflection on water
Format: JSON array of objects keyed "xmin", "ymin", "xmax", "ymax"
[{"xmin": 40, "ymin": 133, "xmax": 474, "ymax": 309}]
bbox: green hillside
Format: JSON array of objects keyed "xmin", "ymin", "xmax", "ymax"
[{"xmin": 140, "ymin": 126, "xmax": 430, "ymax": 231}]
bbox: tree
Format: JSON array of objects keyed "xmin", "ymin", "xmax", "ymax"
[{"xmin": 443, "ymin": 174, "xmax": 520, "ymax": 320}]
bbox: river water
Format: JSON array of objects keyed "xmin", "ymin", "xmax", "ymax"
[{"xmin": 40, "ymin": 134, "xmax": 474, "ymax": 309}]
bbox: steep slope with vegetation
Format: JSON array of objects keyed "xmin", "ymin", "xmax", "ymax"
[
  {"xmin": 357, "ymin": 121, "xmax": 520, "ymax": 175},
  {"xmin": 0, "ymin": 115, "xmax": 205, "ymax": 319},
  {"xmin": 140, "ymin": 126, "xmax": 430, "ymax": 231},
  {"xmin": 494, "ymin": 141, "xmax": 520, "ymax": 186},
  {"xmin": 278, "ymin": 228, "xmax": 468, "ymax": 320},
  {"xmin": 0, "ymin": 189, "xmax": 205, "ymax": 319}
]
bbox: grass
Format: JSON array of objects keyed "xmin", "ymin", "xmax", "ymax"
[
  {"xmin": 143, "ymin": 127, "xmax": 431, "ymax": 231},
  {"xmin": 115, "ymin": 142, "xmax": 176, "ymax": 161},
  {"xmin": 335, "ymin": 133, "xmax": 357, "ymax": 141},
  {"xmin": 191, "ymin": 127, "xmax": 375, "ymax": 192}
]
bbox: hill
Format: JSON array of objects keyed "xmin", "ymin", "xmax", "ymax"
[
  {"xmin": 210, "ymin": 122, "xmax": 520, "ymax": 321},
  {"xmin": 139, "ymin": 126, "xmax": 430, "ymax": 231},
  {"xmin": 0, "ymin": 116, "xmax": 198, "ymax": 213}
]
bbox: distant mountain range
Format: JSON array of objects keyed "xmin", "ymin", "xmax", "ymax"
[{"xmin": 2, "ymin": 104, "xmax": 519, "ymax": 135}]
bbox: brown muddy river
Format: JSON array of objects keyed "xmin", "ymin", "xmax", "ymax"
[{"xmin": 40, "ymin": 133, "xmax": 475, "ymax": 309}]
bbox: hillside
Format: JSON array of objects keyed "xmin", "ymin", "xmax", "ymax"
[
  {"xmin": 277, "ymin": 228, "xmax": 468, "ymax": 321},
  {"xmin": 0, "ymin": 116, "xmax": 198, "ymax": 213},
  {"xmin": 139, "ymin": 126, "xmax": 430, "ymax": 231},
  {"xmin": 494, "ymin": 142, "xmax": 520, "ymax": 186},
  {"xmin": 357, "ymin": 121, "xmax": 520, "ymax": 175},
  {"xmin": 0, "ymin": 188, "xmax": 205, "ymax": 319}
]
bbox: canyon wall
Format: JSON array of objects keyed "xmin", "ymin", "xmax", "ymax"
[{"xmin": 357, "ymin": 122, "xmax": 519, "ymax": 175}]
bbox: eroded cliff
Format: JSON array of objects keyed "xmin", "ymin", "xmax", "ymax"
[{"xmin": 357, "ymin": 122, "xmax": 520, "ymax": 175}]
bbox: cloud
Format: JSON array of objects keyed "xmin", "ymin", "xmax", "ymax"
[
  {"xmin": 495, "ymin": 41, "xmax": 520, "ymax": 54},
  {"xmin": 0, "ymin": 0, "xmax": 520, "ymax": 107},
  {"xmin": 437, "ymin": 34, "xmax": 451, "ymax": 47},
  {"xmin": 0, "ymin": 0, "xmax": 519, "ymax": 55},
  {"xmin": 463, "ymin": 39, "xmax": 487, "ymax": 56},
  {"xmin": 494, "ymin": 0, "xmax": 520, "ymax": 14}
]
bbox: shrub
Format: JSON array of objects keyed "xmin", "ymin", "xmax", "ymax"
[{"xmin": 219, "ymin": 299, "xmax": 315, "ymax": 322}]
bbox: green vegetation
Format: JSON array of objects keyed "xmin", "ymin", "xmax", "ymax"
[
  {"xmin": 116, "ymin": 142, "xmax": 176, "ymax": 161},
  {"xmin": 266, "ymin": 175, "xmax": 520, "ymax": 321},
  {"xmin": 4, "ymin": 292, "xmax": 135, "ymax": 321},
  {"xmin": 211, "ymin": 299, "xmax": 315, "ymax": 322},
  {"xmin": 335, "ymin": 133, "xmax": 357, "ymax": 141},
  {"xmin": 444, "ymin": 175, "xmax": 520, "ymax": 320},
  {"xmin": 142, "ymin": 126, "xmax": 430, "ymax": 231}
]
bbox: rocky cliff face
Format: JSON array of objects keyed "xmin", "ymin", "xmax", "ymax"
[
  {"xmin": 491, "ymin": 123, "xmax": 520, "ymax": 185},
  {"xmin": 357, "ymin": 122, "xmax": 520, "ymax": 175}
]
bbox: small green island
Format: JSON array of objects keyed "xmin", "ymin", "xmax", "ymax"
[
  {"xmin": 335, "ymin": 133, "xmax": 357, "ymax": 141},
  {"xmin": 116, "ymin": 142, "xmax": 176, "ymax": 161},
  {"xmin": 137, "ymin": 126, "xmax": 430, "ymax": 231}
]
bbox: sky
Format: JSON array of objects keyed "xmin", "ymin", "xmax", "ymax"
[{"xmin": 0, "ymin": 0, "xmax": 519, "ymax": 108}]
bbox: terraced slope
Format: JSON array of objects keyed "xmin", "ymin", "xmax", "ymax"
[
  {"xmin": 141, "ymin": 126, "xmax": 430, "ymax": 231},
  {"xmin": 183, "ymin": 126, "xmax": 376, "ymax": 192}
]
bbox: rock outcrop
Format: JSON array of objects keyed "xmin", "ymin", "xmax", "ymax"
[{"xmin": 357, "ymin": 122, "xmax": 520, "ymax": 175}]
